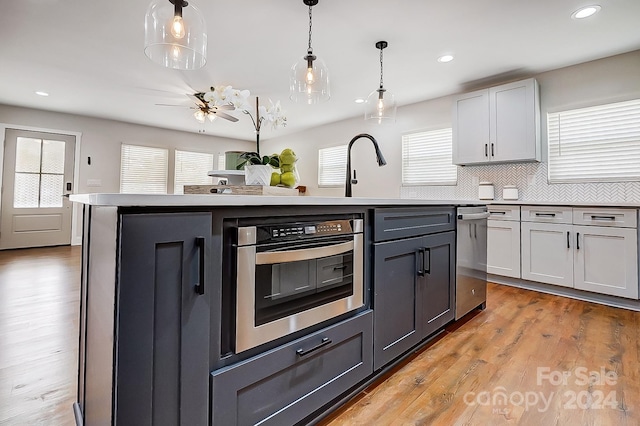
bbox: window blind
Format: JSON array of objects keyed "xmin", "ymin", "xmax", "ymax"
[
  {"xmin": 120, "ymin": 144, "xmax": 168, "ymax": 194},
  {"xmin": 548, "ymin": 99, "xmax": 640, "ymax": 183},
  {"xmin": 318, "ymin": 145, "xmax": 347, "ymax": 186},
  {"xmin": 174, "ymin": 150, "xmax": 214, "ymax": 194},
  {"xmin": 402, "ymin": 129, "xmax": 457, "ymax": 185}
]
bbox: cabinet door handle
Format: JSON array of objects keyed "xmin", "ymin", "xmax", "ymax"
[
  {"xmin": 591, "ymin": 215, "xmax": 616, "ymax": 221},
  {"xmin": 424, "ymin": 247, "xmax": 431, "ymax": 275},
  {"xmin": 576, "ymin": 232, "xmax": 580, "ymax": 250},
  {"xmin": 567, "ymin": 231, "xmax": 570, "ymax": 249},
  {"xmin": 417, "ymin": 248, "xmax": 426, "ymax": 277},
  {"xmin": 474, "ymin": 223, "xmax": 477, "ymax": 239},
  {"xmin": 491, "ymin": 143, "xmax": 494, "ymax": 157},
  {"xmin": 535, "ymin": 213, "xmax": 556, "ymax": 217},
  {"xmin": 484, "ymin": 144, "xmax": 488, "ymax": 157},
  {"xmin": 296, "ymin": 337, "xmax": 332, "ymax": 357},
  {"xmin": 195, "ymin": 236, "xmax": 206, "ymax": 295}
]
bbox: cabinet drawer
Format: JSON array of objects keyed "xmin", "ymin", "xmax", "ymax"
[
  {"xmin": 374, "ymin": 207, "xmax": 455, "ymax": 242},
  {"xmin": 572, "ymin": 208, "xmax": 637, "ymax": 228},
  {"xmin": 487, "ymin": 205, "xmax": 520, "ymax": 221},
  {"xmin": 211, "ymin": 311, "xmax": 373, "ymax": 426},
  {"xmin": 521, "ymin": 206, "xmax": 572, "ymax": 223}
]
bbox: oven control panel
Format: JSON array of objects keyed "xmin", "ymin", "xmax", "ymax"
[{"xmin": 263, "ymin": 219, "xmax": 353, "ymax": 242}]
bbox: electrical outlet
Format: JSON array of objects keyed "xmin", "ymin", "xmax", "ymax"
[{"xmin": 527, "ymin": 175, "xmax": 536, "ymax": 186}]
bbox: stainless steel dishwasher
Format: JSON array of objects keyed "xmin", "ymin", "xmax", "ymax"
[{"xmin": 455, "ymin": 206, "xmax": 489, "ymax": 320}]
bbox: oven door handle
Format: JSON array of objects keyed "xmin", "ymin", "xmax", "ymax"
[{"xmin": 256, "ymin": 240, "xmax": 354, "ymax": 265}]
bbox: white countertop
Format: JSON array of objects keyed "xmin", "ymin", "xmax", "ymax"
[
  {"xmin": 69, "ymin": 193, "xmax": 483, "ymax": 207},
  {"xmin": 487, "ymin": 200, "xmax": 640, "ymax": 208}
]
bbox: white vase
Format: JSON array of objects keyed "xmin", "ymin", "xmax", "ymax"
[{"xmin": 244, "ymin": 164, "xmax": 273, "ymax": 186}]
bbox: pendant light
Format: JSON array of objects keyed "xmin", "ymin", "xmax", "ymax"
[
  {"xmin": 365, "ymin": 41, "xmax": 397, "ymax": 124},
  {"xmin": 144, "ymin": 0, "xmax": 207, "ymax": 70},
  {"xmin": 290, "ymin": 0, "xmax": 330, "ymax": 104}
]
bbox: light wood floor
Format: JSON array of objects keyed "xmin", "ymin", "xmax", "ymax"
[
  {"xmin": 1, "ymin": 247, "xmax": 639, "ymax": 425},
  {"xmin": 0, "ymin": 246, "xmax": 80, "ymax": 426},
  {"xmin": 320, "ymin": 283, "xmax": 640, "ymax": 426}
]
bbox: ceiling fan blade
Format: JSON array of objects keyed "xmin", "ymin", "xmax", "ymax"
[{"xmin": 214, "ymin": 111, "xmax": 239, "ymax": 122}]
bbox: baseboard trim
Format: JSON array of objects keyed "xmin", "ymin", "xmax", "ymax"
[{"xmin": 488, "ymin": 274, "xmax": 640, "ymax": 312}]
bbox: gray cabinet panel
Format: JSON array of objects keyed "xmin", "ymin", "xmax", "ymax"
[
  {"xmin": 421, "ymin": 232, "xmax": 456, "ymax": 337},
  {"xmin": 373, "ymin": 208, "xmax": 456, "ymax": 371},
  {"xmin": 374, "ymin": 207, "xmax": 455, "ymax": 242},
  {"xmin": 373, "ymin": 236, "xmax": 422, "ymax": 370},
  {"xmin": 117, "ymin": 213, "xmax": 211, "ymax": 426},
  {"xmin": 211, "ymin": 311, "xmax": 373, "ymax": 426}
]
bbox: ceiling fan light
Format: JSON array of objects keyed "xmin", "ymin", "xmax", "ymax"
[
  {"xmin": 194, "ymin": 109, "xmax": 205, "ymax": 122},
  {"xmin": 144, "ymin": 0, "xmax": 207, "ymax": 70}
]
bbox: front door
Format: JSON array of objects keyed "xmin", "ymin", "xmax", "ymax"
[{"xmin": 0, "ymin": 128, "xmax": 75, "ymax": 249}]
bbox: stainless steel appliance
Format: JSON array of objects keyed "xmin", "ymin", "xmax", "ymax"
[
  {"xmin": 455, "ymin": 206, "xmax": 489, "ymax": 320},
  {"xmin": 234, "ymin": 217, "xmax": 364, "ymax": 353}
]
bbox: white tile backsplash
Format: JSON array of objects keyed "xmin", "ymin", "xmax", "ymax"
[{"xmin": 400, "ymin": 161, "xmax": 640, "ymax": 203}]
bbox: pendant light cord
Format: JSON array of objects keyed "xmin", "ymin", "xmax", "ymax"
[
  {"xmin": 379, "ymin": 47, "xmax": 384, "ymax": 90},
  {"xmin": 307, "ymin": 4, "xmax": 313, "ymax": 53}
]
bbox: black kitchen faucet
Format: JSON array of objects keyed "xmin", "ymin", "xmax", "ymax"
[{"xmin": 345, "ymin": 133, "xmax": 387, "ymax": 197}]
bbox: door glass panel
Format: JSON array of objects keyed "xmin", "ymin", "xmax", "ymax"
[
  {"xmin": 15, "ymin": 137, "xmax": 42, "ymax": 173},
  {"xmin": 13, "ymin": 137, "xmax": 66, "ymax": 208},
  {"xmin": 41, "ymin": 140, "xmax": 65, "ymax": 174},
  {"xmin": 14, "ymin": 173, "xmax": 40, "ymax": 208},
  {"xmin": 40, "ymin": 174, "xmax": 64, "ymax": 207}
]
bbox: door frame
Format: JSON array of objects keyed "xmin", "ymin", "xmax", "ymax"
[{"xmin": 0, "ymin": 123, "xmax": 83, "ymax": 246}]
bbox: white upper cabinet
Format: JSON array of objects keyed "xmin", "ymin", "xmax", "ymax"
[{"xmin": 452, "ymin": 78, "xmax": 541, "ymax": 165}]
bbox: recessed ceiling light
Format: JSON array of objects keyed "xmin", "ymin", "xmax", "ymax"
[
  {"xmin": 571, "ymin": 5, "xmax": 601, "ymax": 19},
  {"xmin": 355, "ymin": 98, "xmax": 365, "ymax": 104},
  {"xmin": 437, "ymin": 55, "xmax": 454, "ymax": 63},
  {"xmin": 35, "ymin": 91, "xmax": 49, "ymax": 97}
]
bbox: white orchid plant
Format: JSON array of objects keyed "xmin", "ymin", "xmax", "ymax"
[{"xmin": 195, "ymin": 85, "xmax": 287, "ymax": 156}]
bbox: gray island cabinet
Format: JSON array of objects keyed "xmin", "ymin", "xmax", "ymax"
[{"xmin": 70, "ymin": 194, "xmax": 478, "ymax": 426}]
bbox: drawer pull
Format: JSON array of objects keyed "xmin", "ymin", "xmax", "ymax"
[
  {"xmin": 296, "ymin": 337, "xmax": 332, "ymax": 357},
  {"xmin": 535, "ymin": 213, "xmax": 556, "ymax": 217},
  {"xmin": 591, "ymin": 215, "xmax": 616, "ymax": 221},
  {"xmin": 491, "ymin": 211, "xmax": 506, "ymax": 215}
]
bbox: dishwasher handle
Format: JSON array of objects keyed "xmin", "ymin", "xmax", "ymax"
[{"xmin": 457, "ymin": 212, "xmax": 490, "ymax": 221}]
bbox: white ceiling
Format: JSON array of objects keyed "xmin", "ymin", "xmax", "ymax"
[{"xmin": 1, "ymin": 0, "xmax": 639, "ymax": 142}]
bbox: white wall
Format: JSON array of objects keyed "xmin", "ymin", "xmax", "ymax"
[
  {"xmin": 263, "ymin": 50, "xmax": 640, "ymax": 202},
  {"xmin": 0, "ymin": 105, "xmax": 255, "ymax": 244}
]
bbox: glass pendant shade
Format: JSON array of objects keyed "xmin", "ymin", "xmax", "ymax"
[
  {"xmin": 365, "ymin": 88, "xmax": 397, "ymax": 124},
  {"xmin": 290, "ymin": 56, "xmax": 330, "ymax": 104},
  {"xmin": 144, "ymin": 0, "xmax": 207, "ymax": 70}
]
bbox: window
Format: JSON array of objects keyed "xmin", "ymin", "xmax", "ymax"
[
  {"xmin": 174, "ymin": 150, "xmax": 214, "ymax": 194},
  {"xmin": 14, "ymin": 137, "xmax": 65, "ymax": 208},
  {"xmin": 120, "ymin": 144, "xmax": 168, "ymax": 194},
  {"xmin": 318, "ymin": 145, "xmax": 347, "ymax": 186},
  {"xmin": 548, "ymin": 99, "xmax": 640, "ymax": 183},
  {"xmin": 402, "ymin": 129, "xmax": 457, "ymax": 185}
]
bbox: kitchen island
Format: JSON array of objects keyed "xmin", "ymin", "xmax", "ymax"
[{"xmin": 70, "ymin": 194, "xmax": 484, "ymax": 426}]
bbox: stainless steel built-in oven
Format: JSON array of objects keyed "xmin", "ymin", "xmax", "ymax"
[{"xmin": 234, "ymin": 217, "xmax": 364, "ymax": 353}]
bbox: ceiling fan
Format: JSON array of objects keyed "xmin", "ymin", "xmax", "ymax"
[{"xmin": 156, "ymin": 92, "xmax": 239, "ymax": 123}]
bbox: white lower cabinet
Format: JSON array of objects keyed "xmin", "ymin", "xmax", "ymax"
[
  {"xmin": 574, "ymin": 225, "xmax": 638, "ymax": 299},
  {"xmin": 521, "ymin": 222, "xmax": 573, "ymax": 287},
  {"xmin": 487, "ymin": 219, "xmax": 521, "ymax": 278},
  {"xmin": 520, "ymin": 206, "xmax": 639, "ymax": 300}
]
